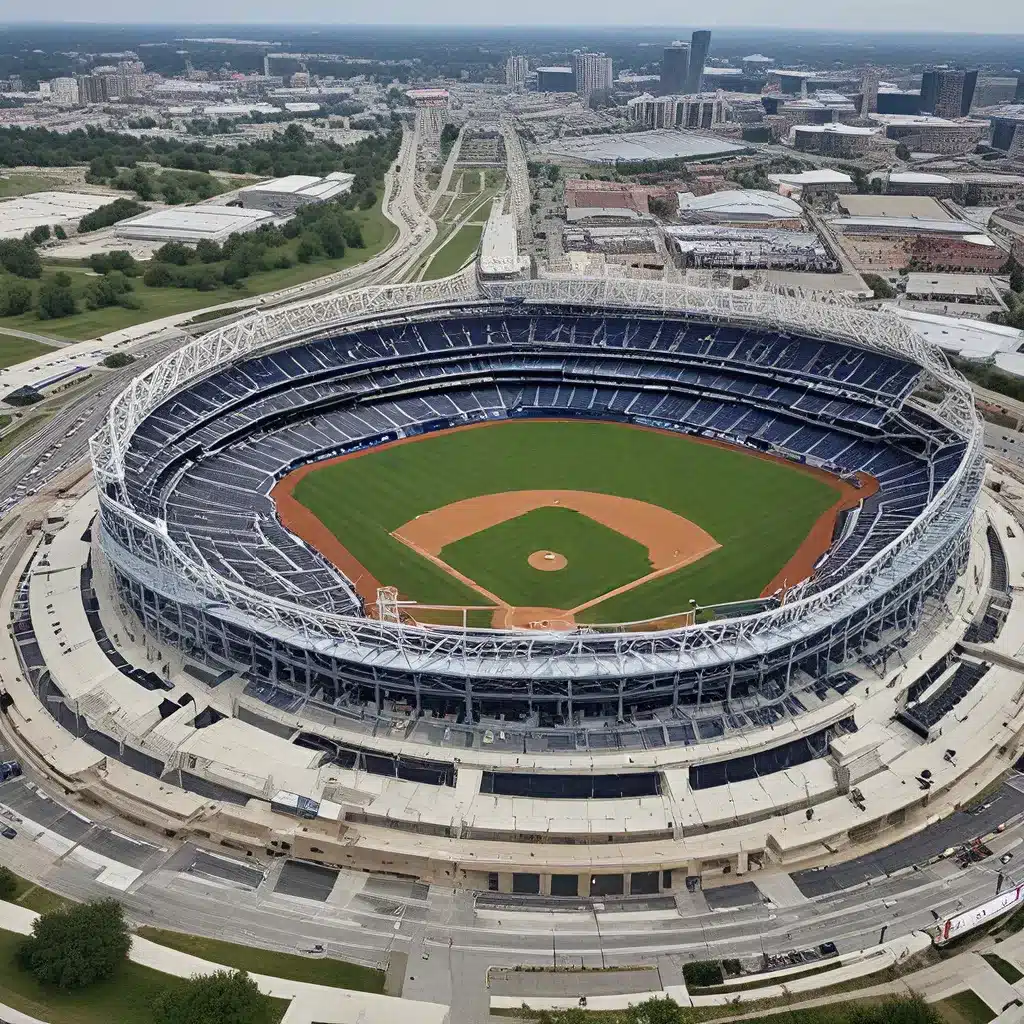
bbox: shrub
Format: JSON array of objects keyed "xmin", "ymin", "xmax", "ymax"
[
  {"xmin": 102, "ymin": 352, "xmax": 135, "ymax": 368},
  {"xmin": 681, "ymin": 960, "xmax": 723, "ymax": 988}
]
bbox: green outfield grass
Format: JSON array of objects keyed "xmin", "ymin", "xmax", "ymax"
[{"xmin": 290, "ymin": 419, "xmax": 839, "ymax": 622}]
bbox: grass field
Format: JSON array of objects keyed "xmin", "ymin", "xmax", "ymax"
[
  {"xmin": 0, "ymin": 331, "xmax": 57, "ymax": 367},
  {"xmin": 137, "ymin": 927, "xmax": 385, "ymax": 992},
  {"xmin": 422, "ymin": 223, "xmax": 483, "ymax": 280},
  {"xmin": 291, "ymin": 419, "xmax": 839, "ymax": 622},
  {"xmin": 0, "ymin": 929, "xmax": 288, "ymax": 1024},
  {"xmin": 0, "ymin": 198, "xmax": 396, "ymax": 341}
]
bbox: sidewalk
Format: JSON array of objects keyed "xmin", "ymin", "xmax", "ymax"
[{"xmin": 0, "ymin": 900, "xmax": 449, "ymax": 1024}]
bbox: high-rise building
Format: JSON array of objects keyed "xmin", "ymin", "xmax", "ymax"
[
  {"xmin": 536, "ymin": 67, "xmax": 575, "ymax": 92},
  {"xmin": 505, "ymin": 56, "xmax": 529, "ymax": 90},
  {"xmin": 50, "ymin": 77, "xmax": 80, "ymax": 106},
  {"xmin": 1016, "ymin": 72, "xmax": 1024, "ymax": 103},
  {"xmin": 861, "ymin": 71, "xmax": 879, "ymax": 115},
  {"xmin": 573, "ymin": 53, "xmax": 613, "ymax": 100},
  {"xmin": 660, "ymin": 43, "xmax": 689, "ymax": 95},
  {"xmin": 685, "ymin": 30, "xmax": 711, "ymax": 94},
  {"xmin": 922, "ymin": 68, "xmax": 978, "ymax": 118},
  {"xmin": 76, "ymin": 74, "xmax": 108, "ymax": 104}
]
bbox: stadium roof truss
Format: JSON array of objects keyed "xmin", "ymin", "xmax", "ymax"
[{"xmin": 91, "ymin": 270, "xmax": 984, "ymax": 680}]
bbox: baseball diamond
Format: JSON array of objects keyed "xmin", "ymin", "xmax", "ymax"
[{"xmin": 275, "ymin": 420, "xmax": 849, "ymax": 628}]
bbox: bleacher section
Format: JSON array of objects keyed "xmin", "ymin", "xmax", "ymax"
[
  {"xmin": 897, "ymin": 659, "xmax": 990, "ymax": 739},
  {"xmin": 964, "ymin": 526, "xmax": 1011, "ymax": 643},
  {"xmin": 112, "ymin": 309, "xmax": 962, "ymax": 629}
]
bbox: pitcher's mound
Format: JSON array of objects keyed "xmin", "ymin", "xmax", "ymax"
[{"xmin": 528, "ymin": 550, "xmax": 568, "ymax": 571}]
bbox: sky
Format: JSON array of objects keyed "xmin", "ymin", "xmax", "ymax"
[{"xmin": 1, "ymin": 1, "xmax": 1020, "ymax": 34}]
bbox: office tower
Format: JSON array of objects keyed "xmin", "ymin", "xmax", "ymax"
[
  {"xmin": 505, "ymin": 56, "xmax": 529, "ymax": 90},
  {"xmin": 661, "ymin": 42, "xmax": 689, "ymax": 95},
  {"xmin": 861, "ymin": 71, "xmax": 879, "ymax": 115},
  {"xmin": 76, "ymin": 74, "xmax": 108, "ymax": 104},
  {"xmin": 1017, "ymin": 72, "xmax": 1024, "ymax": 103},
  {"xmin": 573, "ymin": 53, "xmax": 613, "ymax": 99},
  {"xmin": 685, "ymin": 30, "xmax": 711, "ymax": 94},
  {"xmin": 922, "ymin": 69, "xmax": 978, "ymax": 118},
  {"xmin": 50, "ymin": 78, "xmax": 80, "ymax": 106}
]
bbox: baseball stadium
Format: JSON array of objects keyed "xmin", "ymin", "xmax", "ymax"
[{"xmin": 8, "ymin": 268, "xmax": 1021, "ymax": 900}]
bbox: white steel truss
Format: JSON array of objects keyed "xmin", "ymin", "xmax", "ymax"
[{"xmin": 92, "ymin": 274, "xmax": 983, "ymax": 681}]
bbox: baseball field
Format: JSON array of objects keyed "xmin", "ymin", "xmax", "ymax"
[{"xmin": 275, "ymin": 419, "xmax": 858, "ymax": 629}]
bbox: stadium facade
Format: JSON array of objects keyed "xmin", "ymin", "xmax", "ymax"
[{"xmin": 91, "ymin": 274, "xmax": 983, "ymax": 738}]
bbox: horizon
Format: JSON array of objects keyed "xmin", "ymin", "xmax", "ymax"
[{"xmin": 0, "ymin": 15, "xmax": 1021, "ymax": 34}]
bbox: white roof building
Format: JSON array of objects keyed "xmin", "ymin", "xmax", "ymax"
[
  {"xmin": 237, "ymin": 173, "xmax": 355, "ymax": 213},
  {"xmin": 676, "ymin": 189, "xmax": 804, "ymax": 223},
  {"xmin": 0, "ymin": 191, "xmax": 116, "ymax": 239},
  {"xmin": 114, "ymin": 205, "xmax": 276, "ymax": 243}
]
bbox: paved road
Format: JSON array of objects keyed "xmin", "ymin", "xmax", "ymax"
[{"xmin": 0, "ymin": 326, "xmax": 74, "ymax": 348}]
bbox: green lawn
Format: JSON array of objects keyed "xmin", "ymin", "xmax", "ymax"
[
  {"xmin": 3, "ymin": 869, "xmax": 72, "ymax": 914},
  {"xmin": 936, "ymin": 991, "xmax": 997, "ymax": 1024},
  {"xmin": 982, "ymin": 952, "xmax": 1023, "ymax": 983},
  {"xmin": 442, "ymin": 506, "xmax": 652, "ymax": 608},
  {"xmin": 422, "ymin": 222, "xmax": 483, "ymax": 280},
  {"xmin": 0, "ymin": 198, "xmax": 397, "ymax": 341},
  {"xmin": 0, "ymin": 171, "xmax": 59, "ymax": 197},
  {"xmin": 0, "ymin": 929, "xmax": 288, "ymax": 1024},
  {"xmin": 291, "ymin": 420, "xmax": 839, "ymax": 621},
  {"xmin": 137, "ymin": 927, "xmax": 385, "ymax": 992},
  {"xmin": 0, "ymin": 331, "xmax": 57, "ymax": 368}
]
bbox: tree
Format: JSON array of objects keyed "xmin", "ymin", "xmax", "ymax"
[
  {"xmin": 84, "ymin": 270, "xmax": 139, "ymax": 311},
  {"xmin": 0, "ymin": 865, "xmax": 18, "ymax": 901},
  {"xmin": 78, "ymin": 198, "xmax": 146, "ymax": 233},
  {"xmin": 0, "ymin": 238, "xmax": 42, "ymax": 278},
  {"xmin": 0, "ymin": 280, "xmax": 33, "ymax": 316},
  {"xmin": 28, "ymin": 224, "xmax": 50, "ymax": 243},
  {"xmin": 36, "ymin": 271, "xmax": 77, "ymax": 320},
  {"xmin": 102, "ymin": 351, "xmax": 136, "ymax": 368},
  {"xmin": 440, "ymin": 123, "xmax": 459, "ymax": 157},
  {"xmin": 895, "ymin": 142, "xmax": 911, "ymax": 161},
  {"xmin": 1007, "ymin": 255, "xmax": 1023, "ymax": 295},
  {"xmin": 152, "ymin": 970, "xmax": 274, "ymax": 1024},
  {"xmin": 194, "ymin": 238, "xmax": 222, "ymax": 264},
  {"xmin": 54, "ymin": 225, "xmax": 67, "ymax": 240},
  {"xmin": 863, "ymin": 273, "xmax": 896, "ymax": 299},
  {"xmin": 153, "ymin": 241, "xmax": 193, "ymax": 266},
  {"xmin": 18, "ymin": 899, "xmax": 130, "ymax": 989}
]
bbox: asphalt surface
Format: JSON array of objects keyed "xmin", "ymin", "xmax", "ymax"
[{"xmin": 274, "ymin": 861, "xmax": 339, "ymax": 901}]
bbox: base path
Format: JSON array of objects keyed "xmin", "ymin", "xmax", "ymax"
[{"xmin": 393, "ymin": 489, "xmax": 719, "ymax": 571}]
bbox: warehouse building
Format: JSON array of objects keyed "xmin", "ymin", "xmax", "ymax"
[
  {"xmin": 868, "ymin": 113, "xmax": 986, "ymax": 155},
  {"xmin": 767, "ymin": 168, "xmax": 854, "ymax": 199},
  {"xmin": 665, "ymin": 224, "xmax": 834, "ymax": 270},
  {"xmin": 237, "ymin": 173, "xmax": 355, "ymax": 215},
  {"xmin": 0, "ymin": 191, "xmax": 115, "ymax": 240},
  {"xmin": 676, "ymin": 189, "xmax": 804, "ymax": 227},
  {"xmin": 114, "ymin": 205, "xmax": 276, "ymax": 244}
]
